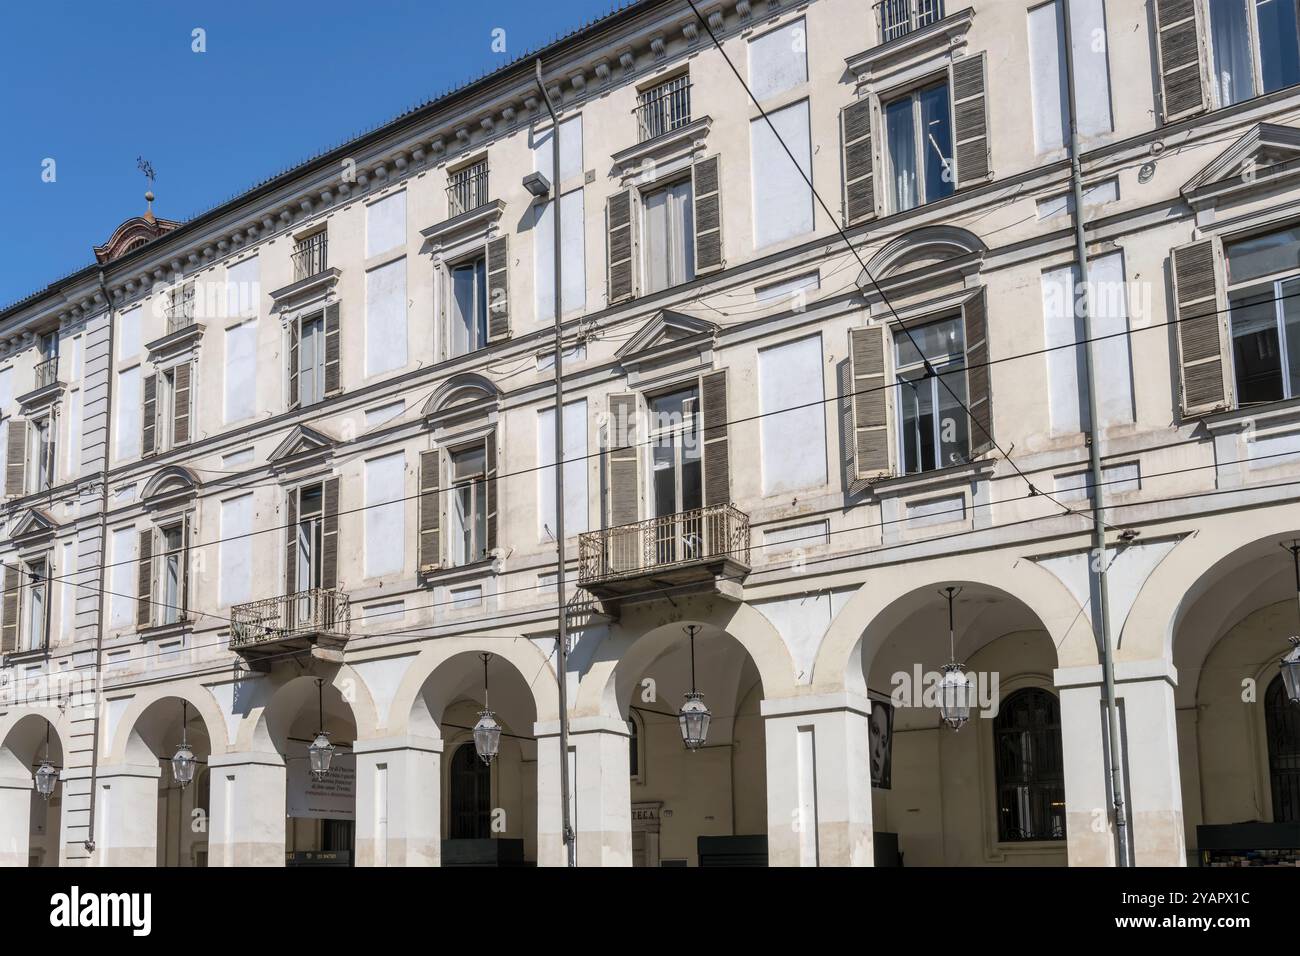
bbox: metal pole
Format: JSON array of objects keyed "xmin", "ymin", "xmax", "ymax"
[
  {"xmin": 1061, "ymin": 0, "xmax": 1130, "ymax": 866},
  {"xmin": 536, "ymin": 58, "xmax": 576, "ymax": 867}
]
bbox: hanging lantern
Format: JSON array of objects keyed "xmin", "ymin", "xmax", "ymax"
[
  {"xmin": 171, "ymin": 701, "xmax": 196, "ymax": 788},
  {"xmin": 308, "ymin": 679, "xmax": 334, "ymax": 779},
  {"xmin": 937, "ymin": 586, "xmax": 972, "ymax": 730},
  {"xmin": 1281, "ymin": 637, "xmax": 1300, "ymax": 705},
  {"xmin": 473, "ymin": 653, "xmax": 502, "ymax": 764},
  {"xmin": 678, "ymin": 625, "xmax": 711, "ymax": 750},
  {"xmin": 34, "ymin": 760, "xmax": 59, "ymax": 800}
]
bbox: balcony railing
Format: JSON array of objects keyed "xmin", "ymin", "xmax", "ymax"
[
  {"xmin": 447, "ymin": 162, "xmax": 490, "ymax": 217},
  {"xmin": 875, "ymin": 0, "xmax": 944, "ymax": 43},
  {"xmin": 166, "ymin": 283, "xmax": 195, "ymax": 334},
  {"xmin": 292, "ymin": 232, "xmax": 329, "ymax": 282},
  {"xmin": 33, "ymin": 356, "xmax": 59, "ymax": 391},
  {"xmin": 578, "ymin": 504, "xmax": 750, "ymax": 590},
  {"xmin": 636, "ymin": 75, "xmax": 692, "ymax": 143},
  {"xmin": 229, "ymin": 587, "xmax": 350, "ymax": 652}
]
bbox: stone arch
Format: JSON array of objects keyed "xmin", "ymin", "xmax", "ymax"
[
  {"xmin": 864, "ymin": 224, "xmax": 987, "ymax": 280},
  {"xmin": 422, "ymin": 372, "xmax": 501, "ymax": 419},
  {"xmin": 0, "ymin": 710, "xmax": 69, "ymax": 780},
  {"xmin": 140, "ymin": 465, "xmax": 201, "ymax": 505},
  {"xmin": 811, "ymin": 551, "xmax": 1092, "ymax": 696},
  {"xmin": 108, "ymin": 683, "xmax": 229, "ymax": 764},
  {"xmin": 236, "ymin": 666, "xmax": 379, "ymax": 754}
]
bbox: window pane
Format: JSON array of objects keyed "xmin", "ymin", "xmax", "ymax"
[
  {"xmin": 452, "ymin": 259, "xmax": 486, "ymax": 356},
  {"xmin": 652, "ymin": 443, "xmax": 676, "ymax": 517},
  {"xmin": 644, "ymin": 187, "xmax": 670, "ymax": 293},
  {"xmin": 1257, "ymin": 0, "xmax": 1300, "ymax": 93},
  {"xmin": 453, "ymin": 486, "xmax": 472, "ymax": 564},
  {"xmin": 300, "ymin": 317, "xmax": 323, "ymax": 405},
  {"xmin": 919, "ymin": 83, "xmax": 954, "ymax": 204},
  {"xmin": 452, "ymin": 446, "xmax": 485, "ymax": 483},
  {"xmin": 898, "ymin": 370, "xmax": 936, "ymax": 473},
  {"xmin": 1226, "ymin": 226, "xmax": 1300, "ymax": 284},
  {"xmin": 1231, "ymin": 288, "xmax": 1285, "ymax": 403},
  {"xmin": 885, "ymin": 96, "xmax": 918, "ymax": 212},
  {"xmin": 936, "ymin": 368, "xmax": 970, "ymax": 468},
  {"xmin": 1282, "ymin": 276, "xmax": 1300, "ymax": 397},
  {"xmin": 671, "ymin": 180, "xmax": 695, "ymax": 285},
  {"xmin": 895, "ymin": 316, "xmax": 965, "ymax": 369},
  {"xmin": 1209, "ymin": 0, "xmax": 1256, "ymax": 105}
]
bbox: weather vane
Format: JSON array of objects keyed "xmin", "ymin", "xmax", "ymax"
[{"xmin": 136, "ymin": 155, "xmax": 156, "ymax": 214}]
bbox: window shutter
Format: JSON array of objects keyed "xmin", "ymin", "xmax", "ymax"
[
  {"xmin": 324, "ymin": 303, "xmax": 341, "ymax": 396},
  {"xmin": 606, "ymin": 393, "xmax": 640, "ymax": 527},
  {"xmin": 607, "ymin": 189, "xmax": 637, "ymax": 304},
  {"xmin": 142, "ymin": 373, "xmax": 158, "ymax": 457},
  {"xmin": 418, "ymin": 448, "xmax": 441, "ymax": 572},
  {"xmin": 1154, "ymin": 0, "xmax": 1206, "ymax": 122},
  {"xmin": 40, "ymin": 563, "xmax": 52, "ymax": 651},
  {"xmin": 137, "ymin": 528, "xmax": 154, "ymax": 629},
  {"xmin": 287, "ymin": 320, "xmax": 300, "ymax": 409},
  {"xmin": 181, "ymin": 513, "xmax": 192, "ymax": 621},
  {"xmin": 849, "ymin": 326, "xmax": 892, "ymax": 481},
  {"xmin": 692, "ymin": 155, "xmax": 724, "ymax": 274},
  {"xmin": 486, "ymin": 237, "xmax": 511, "ymax": 342},
  {"xmin": 321, "ymin": 476, "xmax": 340, "ymax": 589},
  {"xmin": 5, "ymin": 420, "xmax": 27, "ymax": 496},
  {"xmin": 484, "ymin": 430, "xmax": 498, "ymax": 556},
  {"xmin": 172, "ymin": 363, "xmax": 192, "ymax": 447},
  {"xmin": 950, "ymin": 52, "xmax": 990, "ymax": 186},
  {"xmin": 963, "ymin": 288, "xmax": 994, "ymax": 457},
  {"xmin": 841, "ymin": 98, "xmax": 876, "ymax": 226},
  {"xmin": 1172, "ymin": 238, "xmax": 1231, "ymax": 417},
  {"xmin": 285, "ymin": 489, "xmax": 298, "ymax": 595},
  {"xmin": 1, "ymin": 565, "xmax": 20, "ymax": 655},
  {"xmin": 701, "ymin": 370, "xmax": 731, "ymax": 507}
]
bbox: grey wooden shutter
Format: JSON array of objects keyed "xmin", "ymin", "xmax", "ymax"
[
  {"xmin": 5, "ymin": 420, "xmax": 27, "ymax": 496},
  {"xmin": 963, "ymin": 288, "xmax": 994, "ymax": 457},
  {"xmin": 607, "ymin": 393, "xmax": 640, "ymax": 527},
  {"xmin": 849, "ymin": 326, "xmax": 892, "ymax": 481},
  {"xmin": 287, "ymin": 320, "xmax": 300, "ymax": 409},
  {"xmin": 321, "ymin": 476, "xmax": 340, "ymax": 589},
  {"xmin": 172, "ymin": 363, "xmax": 192, "ymax": 447},
  {"xmin": 1, "ymin": 565, "xmax": 20, "ymax": 654},
  {"xmin": 324, "ymin": 303, "xmax": 341, "ymax": 396},
  {"xmin": 137, "ymin": 528, "xmax": 154, "ymax": 629},
  {"xmin": 951, "ymin": 52, "xmax": 990, "ymax": 186},
  {"xmin": 1172, "ymin": 238, "xmax": 1232, "ymax": 416},
  {"xmin": 607, "ymin": 189, "xmax": 637, "ymax": 304},
  {"xmin": 701, "ymin": 370, "xmax": 731, "ymax": 507},
  {"xmin": 181, "ymin": 513, "xmax": 192, "ymax": 621},
  {"xmin": 841, "ymin": 98, "xmax": 876, "ymax": 226},
  {"xmin": 141, "ymin": 373, "xmax": 158, "ymax": 457},
  {"xmin": 418, "ymin": 449, "xmax": 441, "ymax": 571},
  {"xmin": 40, "ymin": 560, "xmax": 52, "ymax": 651},
  {"xmin": 1155, "ymin": 0, "xmax": 1206, "ymax": 122},
  {"xmin": 486, "ymin": 237, "xmax": 511, "ymax": 342},
  {"xmin": 484, "ymin": 430, "xmax": 498, "ymax": 556},
  {"xmin": 285, "ymin": 488, "xmax": 298, "ymax": 595},
  {"xmin": 692, "ymin": 155, "xmax": 724, "ymax": 274}
]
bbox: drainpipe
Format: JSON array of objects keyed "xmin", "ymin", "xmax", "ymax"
[
  {"xmin": 83, "ymin": 270, "xmax": 116, "ymax": 855},
  {"xmin": 536, "ymin": 58, "xmax": 576, "ymax": 867},
  {"xmin": 1061, "ymin": 0, "xmax": 1130, "ymax": 866}
]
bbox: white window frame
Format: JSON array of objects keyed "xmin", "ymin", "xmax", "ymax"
[
  {"xmin": 640, "ymin": 177, "xmax": 695, "ymax": 294},
  {"xmin": 155, "ymin": 519, "xmax": 187, "ymax": 626},
  {"xmin": 1205, "ymin": 0, "xmax": 1300, "ymax": 107},
  {"xmin": 295, "ymin": 481, "xmax": 326, "ymax": 591},
  {"xmin": 447, "ymin": 443, "xmax": 488, "ymax": 568},
  {"xmin": 28, "ymin": 412, "xmax": 55, "ymax": 493},
  {"xmin": 22, "ymin": 554, "xmax": 50, "ymax": 652},
  {"xmin": 893, "ymin": 315, "xmax": 969, "ymax": 475},
  {"xmin": 1224, "ymin": 227, "xmax": 1300, "ymax": 405},
  {"xmin": 881, "ymin": 75, "xmax": 955, "ymax": 214},
  {"xmin": 447, "ymin": 252, "xmax": 489, "ymax": 359}
]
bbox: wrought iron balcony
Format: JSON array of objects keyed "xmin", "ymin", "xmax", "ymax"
[
  {"xmin": 292, "ymin": 232, "xmax": 329, "ymax": 282},
  {"xmin": 33, "ymin": 356, "xmax": 59, "ymax": 391},
  {"xmin": 229, "ymin": 588, "xmax": 350, "ymax": 659},
  {"xmin": 166, "ymin": 283, "xmax": 196, "ymax": 334},
  {"xmin": 578, "ymin": 504, "xmax": 750, "ymax": 602},
  {"xmin": 447, "ymin": 161, "xmax": 490, "ymax": 217},
  {"xmin": 636, "ymin": 75, "xmax": 691, "ymax": 143},
  {"xmin": 875, "ymin": 0, "xmax": 944, "ymax": 43}
]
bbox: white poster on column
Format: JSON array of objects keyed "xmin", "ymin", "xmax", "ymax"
[{"xmin": 285, "ymin": 740, "xmax": 356, "ymax": 819}]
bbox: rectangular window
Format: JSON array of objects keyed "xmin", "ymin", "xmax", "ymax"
[
  {"xmin": 1209, "ymin": 0, "xmax": 1300, "ymax": 106},
  {"xmin": 167, "ymin": 281, "xmax": 196, "ymax": 334},
  {"xmin": 298, "ymin": 313, "xmax": 326, "ymax": 406},
  {"xmin": 894, "ymin": 317, "xmax": 969, "ymax": 474},
  {"xmin": 450, "ymin": 445, "xmax": 488, "ymax": 567},
  {"xmin": 448, "ymin": 160, "xmax": 489, "ymax": 217},
  {"xmin": 1027, "ymin": 0, "xmax": 1113, "ymax": 153},
  {"xmin": 636, "ymin": 74, "xmax": 692, "ymax": 142},
  {"xmin": 24, "ymin": 557, "xmax": 48, "ymax": 652},
  {"xmin": 648, "ymin": 387, "xmax": 702, "ymax": 518},
  {"xmin": 292, "ymin": 231, "xmax": 328, "ymax": 281},
  {"xmin": 642, "ymin": 180, "xmax": 694, "ymax": 293},
  {"xmin": 28, "ymin": 414, "xmax": 54, "ymax": 492},
  {"xmin": 879, "ymin": 0, "xmax": 946, "ymax": 43},
  {"xmin": 158, "ymin": 522, "xmax": 185, "ymax": 626},
  {"xmin": 884, "ymin": 80, "xmax": 954, "ymax": 213},
  {"xmin": 1226, "ymin": 226, "xmax": 1300, "ymax": 403},
  {"xmin": 450, "ymin": 255, "xmax": 488, "ymax": 356},
  {"xmin": 297, "ymin": 483, "xmax": 325, "ymax": 590}
]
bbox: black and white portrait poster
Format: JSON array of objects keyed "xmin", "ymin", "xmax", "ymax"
[{"xmin": 869, "ymin": 692, "xmax": 894, "ymax": 790}]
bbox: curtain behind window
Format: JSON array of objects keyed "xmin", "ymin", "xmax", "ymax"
[
  {"xmin": 1210, "ymin": 0, "xmax": 1255, "ymax": 105},
  {"xmin": 886, "ymin": 98, "xmax": 917, "ymax": 211}
]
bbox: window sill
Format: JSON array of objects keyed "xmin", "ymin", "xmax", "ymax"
[
  {"xmin": 269, "ymin": 267, "xmax": 341, "ymax": 304},
  {"xmin": 1203, "ymin": 396, "xmax": 1300, "ymax": 434},
  {"xmin": 15, "ymin": 380, "xmax": 64, "ymax": 412},
  {"xmin": 419, "ymin": 557, "xmax": 497, "ymax": 587},
  {"xmin": 867, "ymin": 456, "xmax": 996, "ymax": 500},
  {"xmin": 139, "ymin": 620, "xmax": 193, "ymax": 642},
  {"xmin": 145, "ymin": 320, "xmax": 205, "ymax": 363},
  {"xmin": 1, "ymin": 647, "xmax": 49, "ymax": 667}
]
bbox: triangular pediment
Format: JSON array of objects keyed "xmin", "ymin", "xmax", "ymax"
[
  {"xmin": 8, "ymin": 508, "xmax": 59, "ymax": 540},
  {"xmin": 268, "ymin": 423, "xmax": 335, "ymax": 464},
  {"xmin": 615, "ymin": 310, "xmax": 718, "ymax": 361},
  {"xmin": 1182, "ymin": 123, "xmax": 1300, "ymax": 200}
]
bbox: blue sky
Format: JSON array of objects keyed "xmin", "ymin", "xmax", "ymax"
[{"xmin": 0, "ymin": 0, "xmax": 621, "ymax": 308}]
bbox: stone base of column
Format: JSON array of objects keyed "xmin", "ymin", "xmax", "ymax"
[
  {"xmin": 94, "ymin": 763, "xmax": 161, "ymax": 867},
  {"xmin": 0, "ymin": 775, "xmax": 33, "ymax": 867},
  {"xmin": 353, "ymin": 735, "xmax": 442, "ymax": 867},
  {"xmin": 207, "ymin": 752, "xmax": 286, "ymax": 867}
]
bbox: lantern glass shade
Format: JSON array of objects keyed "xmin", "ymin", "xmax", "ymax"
[
  {"xmin": 937, "ymin": 663, "xmax": 973, "ymax": 730},
  {"xmin": 308, "ymin": 732, "xmax": 335, "ymax": 778},
  {"xmin": 1282, "ymin": 637, "xmax": 1300, "ymax": 705},
  {"xmin": 171, "ymin": 743, "xmax": 197, "ymax": 788},
  {"xmin": 473, "ymin": 710, "xmax": 502, "ymax": 764},
  {"xmin": 679, "ymin": 692, "xmax": 712, "ymax": 750},
  {"xmin": 34, "ymin": 760, "xmax": 58, "ymax": 799}
]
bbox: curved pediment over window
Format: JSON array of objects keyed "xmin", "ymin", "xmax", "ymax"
[
  {"xmin": 422, "ymin": 373, "xmax": 501, "ymax": 422},
  {"xmin": 140, "ymin": 465, "xmax": 201, "ymax": 505},
  {"xmin": 93, "ymin": 212, "xmax": 181, "ymax": 265},
  {"xmin": 862, "ymin": 225, "xmax": 987, "ymax": 282}
]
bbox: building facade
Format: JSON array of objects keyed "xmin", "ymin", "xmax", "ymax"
[{"xmin": 2, "ymin": 0, "xmax": 1300, "ymax": 867}]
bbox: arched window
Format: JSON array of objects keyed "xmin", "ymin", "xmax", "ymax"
[
  {"xmin": 1265, "ymin": 675, "xmax": 1300, "ymax": 823},
  {"xmin": 993, "ymin": 688, "xmax": 1065, "ymax": 842},
  {"xmin": 449, "ymin": 742, "xmax": 491, "ymax": 838}
]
